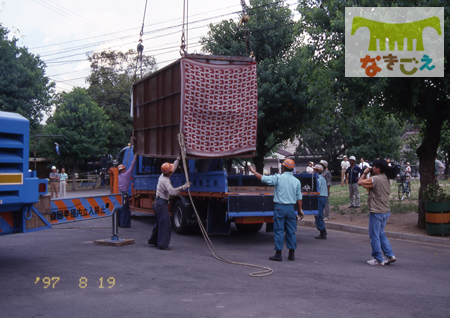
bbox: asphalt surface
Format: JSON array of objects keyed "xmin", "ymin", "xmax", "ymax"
[{"xmin": 1, "ymin": 210, "xmax": 449, "ymax": 318}]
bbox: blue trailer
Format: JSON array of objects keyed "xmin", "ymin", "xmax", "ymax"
[
  {"xmin": 116, "ymin": 146, "xmax": 320, "ymax": 235},
  {"xmin": 0, "ymin": 111, "xmax": 50, "ymax": 235}
]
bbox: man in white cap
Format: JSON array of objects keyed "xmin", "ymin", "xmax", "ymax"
[
  {"xmin": 313, "ymin": 164, "xmax": 328, "ymax": 239},
  {"xmin": 341, "ymin": 156, "xmax": 350, "ymax": 187},
  {"xmin": 49, "ymin": 166, "xmax": 60, "ymax": 199},
  {"xmin": 306, "ymin": 161, "xmax": 314, "ymax": 173},
  {"xmin": 320, "ymin": 160, "xmax": 332, "ymax": 221},
  {"xmin": 346, "ymin": 156, "xmax": 363, "ymax": 208}
]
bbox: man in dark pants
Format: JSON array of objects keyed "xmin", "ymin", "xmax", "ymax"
[
  {"xmin": 314, "ymin": 164, "xmax": 328, "ymax": 239},
  {"xmin": 118, "ymin": 153, "xmax": 138, "ymax": 228},
  {"xmin": 249, "ymin": 159, "xmax": 304, "ymax": 261},
  {"xmin": 148, "ymin": 155, "xmax": 191, "ymax": 250}
]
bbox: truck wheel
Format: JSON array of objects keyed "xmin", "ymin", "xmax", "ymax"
[
  {"xmin": 173, "ymin": 200, "xmax": 189, "ymax": 235},
  {"xmin": 235, "ymin": 223, "xmax": 263, "ymax": 234}
]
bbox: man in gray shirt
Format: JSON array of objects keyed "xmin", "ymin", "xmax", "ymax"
[{"xmin": 148, "ymin": 155, "xmax": 191, "ymax": 250}]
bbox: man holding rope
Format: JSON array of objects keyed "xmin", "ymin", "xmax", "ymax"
[{"xmin": 250, "ymin": 159, "xmax": 304, "ymax": 262}]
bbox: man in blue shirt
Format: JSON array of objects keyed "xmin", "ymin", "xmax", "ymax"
[
  {"xmin": 314, "ymin": 165, "xmax": 328, "ymax": 239},
  {"xmin": 249, "ymin": 159, "xmax": 303, "ymax": 262},
  {"xmin": 346, "ymin": 156, "xmax": 363, "ymax": 208}
]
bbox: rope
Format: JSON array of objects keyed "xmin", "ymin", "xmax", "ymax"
[{"xmin": 177, "ymin": 133, "xmax": 273, "ymax": 277}]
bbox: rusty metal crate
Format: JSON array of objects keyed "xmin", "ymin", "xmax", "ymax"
[{"xmin": 132, "ymin": 54, "xmax": 256, "ymax": 159}]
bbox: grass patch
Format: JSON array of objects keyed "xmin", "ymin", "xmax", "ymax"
[{"xmin": 328, "ymin": 179, "xmax": 450, "ymax": 216}]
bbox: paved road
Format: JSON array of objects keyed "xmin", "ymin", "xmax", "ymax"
[{"xmin": 1, "ymin": 213, "xmax": 449, "ymax": 318}]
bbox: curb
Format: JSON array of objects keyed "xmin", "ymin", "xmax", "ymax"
[{"xmin": 298, "ymin": 220, "xmax": 450, "ymax": 246}]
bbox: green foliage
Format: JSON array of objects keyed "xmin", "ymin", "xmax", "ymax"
[
  {"xmin": 43, "ymin": 88, "xmax": 112, "ymax": 173},
  {"xmin": 296, "ymin": 0, "xmax": 450, "ymax": 228},
  {"xmin": 201, "ymin": 0, "xmax": 312, "ymax": 171},
  {"xmin": 0, "ymin": 24, "xmax": 54, "ymax": 129},
  {"xmin": 421, "ymin": 183, "xmax": 450, "ymax": 203},
  {"xmin": 86, "ymin": 49, "xmax": 156, "ymax": 154}
]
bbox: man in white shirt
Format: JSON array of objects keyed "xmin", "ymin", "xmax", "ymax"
[
  {"xmin": 306, "ymin": 162, "xmax": 314, "ymax": 173},
  {"xmin": 341, "ymin": 156, "xmax": 350, "ymax": 187}
]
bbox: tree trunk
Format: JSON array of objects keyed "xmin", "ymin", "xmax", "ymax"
[
  {"xmin": 253, "ymin": 140, "xmax": 267, "ymax": 174},
  {"xmin": 416, "ymin": 105, "xmax": 445, "ymax": 229}
]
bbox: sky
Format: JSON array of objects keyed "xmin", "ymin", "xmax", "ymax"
[{"xmin": 0, "ymin": 0, "xmax": 299, "ymax": 94}]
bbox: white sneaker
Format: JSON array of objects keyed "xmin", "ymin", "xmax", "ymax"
[
  {"xmin": 367, "ymin": 258, "xmax": 385, "ymax": 266},
  {"xmin": 383, "ymin": 256, "xmax": 397, "ymax": 265},
  {"xmin": 323, "ymin": 217, "xmax": 329, "ymax": 221}
]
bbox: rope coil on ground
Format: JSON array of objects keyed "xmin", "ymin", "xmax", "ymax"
[{"xmin": 177, "ymin": 133, "xmax": 273, "ymax": 277}]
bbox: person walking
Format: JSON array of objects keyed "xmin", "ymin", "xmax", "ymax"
[
  {"xmin": 314, "ymin": 164, "xmax": 328, "ymax": 239},
  {"xmin": 118, "ymin": 153, "xmax": 138, "ymax": 228},
  {"xmin": 341, "ymin": 156, "xmax": 350, "ymax": 187},
  {"xmin": 148, "ymin": 155, "xmax": 191, "ymax": 250},
  {"xmin": 346, "ymin": 156, "xmax": 363, "ymax": 208},
  {"xmin": 249, "ymin": 159, "xmax": 304, "ymax": 261},
  {"xmin": 49, "ymin": 166, "xmax": 59, "ymax": 199},
  {"xmin": 358, "ymin": 159, "xmax": 397, "ymax": 266},
  {"xmin": 320, "ymin": 160, "xmax": 332, "ymax": 221},
  {"xmin": 59, "ymin": 168, "xmax": 68, "ymax": 198}
]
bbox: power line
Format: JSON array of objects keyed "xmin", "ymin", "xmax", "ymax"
[{"xmin": 33, "ymin": 0, "xmax": 106, "ymax": 35}]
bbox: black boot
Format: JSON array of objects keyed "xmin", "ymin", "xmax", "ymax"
[
  {"xmin": 269, "ymin": 250, "xmax": 282, "ymax": 261},
  {"xmin": 315, "ymin": 229, "xmax": 327, "ymax": 239},
  {"xmin": 288, "ymin": 249, "xmax": 295, "ymax": 261}
]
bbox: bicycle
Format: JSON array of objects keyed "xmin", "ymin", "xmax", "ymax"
[{"xmin": 397, "ymin": 175, "xmax": 411, "ymax": 201}]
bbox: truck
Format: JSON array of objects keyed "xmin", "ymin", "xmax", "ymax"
[{"xmin": 113, "ymin": 54, "xmax": 320, "ymax": 235}]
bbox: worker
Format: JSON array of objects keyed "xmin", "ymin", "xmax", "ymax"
[
  {"xmin": 306, "ymin": 161, "xmax": 314, "ymax": 173},
  {"xmin": 118, "ymin": 153, "xmax": 138, "ymax": 228},
  {"xmin": 148, "ymin": 155, "xmax": 191, "ymax": 250},
  {"xmin": 49, "ymin": 166, "xmax": 59, "ymax": 199},
  {"xmin": 249, "ymin": 159, "xmax": 304, "ymax": 262},
  {"xmin": 313, "ymin": 164, "xmax": 328, "ymax": 239}
]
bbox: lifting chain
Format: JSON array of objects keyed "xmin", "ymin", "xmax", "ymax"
[{"xmin": 239, "ymin": 0, "xmax": 254, "ymax": 58}]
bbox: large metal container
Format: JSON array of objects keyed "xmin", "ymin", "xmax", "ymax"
[{"xmin": 132, "ymin": 54, "xmax": 257, "ymax": 159}]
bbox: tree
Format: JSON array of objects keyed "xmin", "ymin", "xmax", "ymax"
[
  {"xmin": 297, "ymin": 0, "xmax": 450, "ymax": 229},
  {"xmin": 43, "ymin": 88, "xmax": 112, "ymax": 191},
  {"xmin": 0, "ymin": 24, "xmax": 54, "ymax": 129},
  {"xmin": 201, "ymin": 0, "xmax": 312, "ymax": 172},
  {"xmin": 86, "ymin": 49, "xmax": 156, "ymax": 154},
  {"xmin": 296, "ymin": 108, "xmax": 403, "ymax": 174}
]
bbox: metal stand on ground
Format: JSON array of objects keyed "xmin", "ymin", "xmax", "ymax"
[{"xmin": 94, "ymin": 208, "xmax": 135, "ymax": 247}]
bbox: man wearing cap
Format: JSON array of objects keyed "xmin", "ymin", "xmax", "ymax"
[
  {"xmin": 313, "ymin": 165, "xmax": 328, "ymax": 239},
  {"xmin": 341, "ymin": 156, "xmax": 350, "ymax": 187},
  {"xmin": 118, "ymin": 153, "xmax": 138, "ymax": 228},
  {"xmin": 319, "ymin": 160, "xmax": 332, "ymax": 221},
  {"xmin": 306, "ymin": 162, "xmax": 314, "ymax": 173},
  {"xmin": 346, "ymin": 156, "xmax": 363, "ymax": 208},
  {"xmin": 49, "ymin": 166, "xmax": 60, "ymax": 199},
  {"xmin": 148, "ymin": 155, "xmax": 191, "ymax": 250},
  {"xmin": 249, "ymin": 159, "xmax": 303, "ymax": 261}
]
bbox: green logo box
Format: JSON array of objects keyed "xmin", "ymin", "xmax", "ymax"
[{"xmin": 345, "ymin": 7, "xmax": 444, "ymax": 77}]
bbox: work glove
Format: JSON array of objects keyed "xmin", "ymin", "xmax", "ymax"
[
  {"xmin": 181, "ymin": 182, "xmax": 192, "ymax": 190},
  {"xmin": 296, "ymin": 209, "xmax": 304, "ymax": 221},
  {"xmin": 176, "ymin": 154, "xmax": 181, "ymax": 161}
]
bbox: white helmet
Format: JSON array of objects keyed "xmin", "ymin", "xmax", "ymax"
[
  {"xmin": 349, "ymin": 156, "xmax": 356, "ymax": 161},
  {"xmin": 52, "ymin": 166, "xmax": 56, "ymax": 170},
  {"xmin": 319, "ymin": 160, "xmax": 328, "ymax": 168}
]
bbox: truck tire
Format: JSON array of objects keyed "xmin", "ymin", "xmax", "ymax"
[
  {"xmin": 235, "ymin": 223, "xmax": 263, "ymax": 234},
  {"xmin": 173, "ymin": 200, "xmax": 189, "ymax": 235}
]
